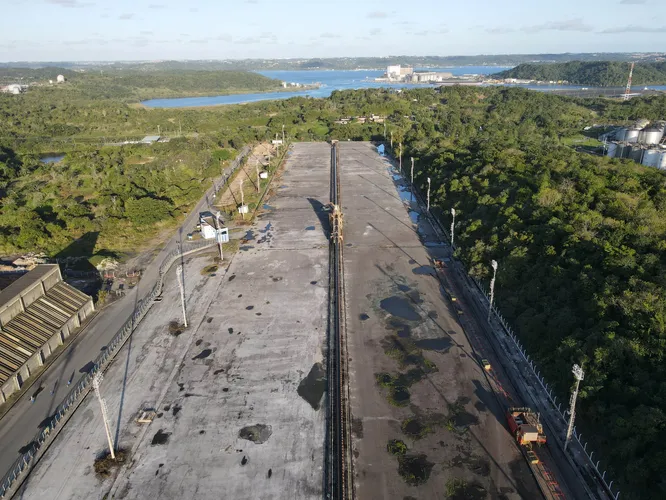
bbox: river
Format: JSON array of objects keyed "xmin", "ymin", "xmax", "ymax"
[{"xmin": 141, "ymin": 68, "xmax": 666, "ymax": 108}]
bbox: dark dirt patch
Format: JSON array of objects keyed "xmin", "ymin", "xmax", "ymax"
[
  {"xmin": 206, "ymin": 317, "xmax": 213, "ymax": 323},
  {"xmin": 214, "ymin": 369, "xmax": 224, "ymax": 375},
  {"xmin": 310, "ymin": 281, "xmax": 318, "ymax": 285},
  {"xmin": 454, "ymin": 409, "xmax": 479, "ymax": 428},
  {"xmin": 228, "ymin": 275, "xmax": 236, "ymax": 281},
  {"xmin": 272, "ymin": 277, "xmax": 283, "ymax": 282},
  {"xmin": 387, "ymin": 439, "xmax": 407, "ymax": 456},
  {"xmin": 305, "ymin": 226, "xmax": 315, "ymax": 231},
  {"xmin": 398, "ymin": 454, "xmax": 434, "ymax": 486},
  {"xmin": 192, "ymin": 349, "xmax": 212, "ymax": 360},
  {"xmin": 199, "ymin": 430, "xmax": 205, "ymax": 435},
  {"xmin": 241, "ymin": 456, "xmax": 248, "ymax": 465},
  {"xmin": 401, "ymin": 417, "xmax": 430, "ymax": 440},
  {"xmin": 445, "ymin": 478, "xmax": 486, "ymax": 500},
  {"xmin": 427, "ymin": 310, "xmax": 438, "ymax": 319},
  {"xmin": 387, "ymin": 318, "xmax": 411, "ymax": 338},
  {"xmin": 246, "ymin": 305, "xmax": 254, "ymax": 310},
  {"xmin": 414, "ymin": 337, "xmax": 452, "ymax": 351},
  {"xmin": 412, "ymin": 265, "xmax": 435, "ymax": 276},
  {"xmin": 93, "ymin": 449, "xmax": 127, "ymax": 478},
  {"xmin": 256, "ymin": 312, "xmax": 262, "ymax": 316},
  {"xmin": 359, "ymin": 313, "xmax": 369, "ymax": 321},
  {"xmin": 297, "ymin": 362, "xmax": 326, "ymax": 410},
  {"xmin": 195, "ymin": 339, "xmax": 203, "ymax": 346},
  {"xmin": 228, "ymin": 327, "xmax": 234, "ymax": 334},
  {"xmin": 172, "ymin": 404, "xmax": 182, "ymax": 417},
  {"xmin": 351, "ymin": 417, "xmax": 364, "ymax": 438},
  {"xmin": 239, "ymin": 246, "xmax": 254, "ymax": 251},
  {"xmin": 380, "ymin": 296, "xmax": 421, "ymax": 321},
  {"xmin": 408, "ymin": 259, "xmax": 417, "ymax": 264},
  {"xmin": 168, "ymin": 321, "xmax": 185, "ymax": 336},
  {"xmin": 474, "ymin": 401, "xmax": 487, "ymax": 412},
  {"xmin": 151, "ymin": 429, "xmax": 171, "ymax": 446},
  {"xmin": 397, "ymin": 284, "xmax": 411, "ymax": 292},
  {"xmin": 201, "ymin": 264, "xmax": 218, "ymax": 275},
  {"xmin": 239, "ymin": 424, "xmax": 273, "ymax": 444}
]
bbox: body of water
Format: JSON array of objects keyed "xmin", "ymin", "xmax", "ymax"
[
  {"xmin": 141, "ymin": 67, "xmax": 665, "ymax": 108},
  {"xmin": 40, "ymin": 154, "xmax": 65, "ymax": 164}
]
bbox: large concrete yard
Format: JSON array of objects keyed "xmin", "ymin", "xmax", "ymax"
[
  {"xmin": 339, "ymin": 142, "xmax": 541, "ymax": 499},
  {"xmin": 17, "ymin": 143, "xmax": 331, "ymax": 500}
]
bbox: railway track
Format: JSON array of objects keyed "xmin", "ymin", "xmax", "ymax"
[{"xmin": 326, "ymin": 142, "xmax": 353, "ymax": 499}]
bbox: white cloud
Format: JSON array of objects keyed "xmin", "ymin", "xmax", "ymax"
[
  {"xmin": 370, "ymin": 28, "xmax": 382, "ymax": 36},
  {"xmin": 600, "ymin": 24, "xmax": 666, "ymax": 33},
  {"xmin": 523, "ymin": 18, "xmax": 593, "ymax": 33},
  {"xmin": 367, "ymin": 11, "xmax": 388, "ymax": 19},
  {"xmin": 118, "ymin": 13, "xmax": 134, "ymax": 20},
  {"xmin": 620, "ymin": 0, "xmax": 646, "ymax": 3},
  {"xmin": 320, "ymin": 32, "xmax": 341, "ymax": 39},
  {"xmin": 46, "ymin": 0, "xmax": 93, "ymax": 7}
]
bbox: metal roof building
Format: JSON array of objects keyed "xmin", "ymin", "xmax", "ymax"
[{"xmin": 0, "ymin": 265, "xmax": 94, "ymax": 401}]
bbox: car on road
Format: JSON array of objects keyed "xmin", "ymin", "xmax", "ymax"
[{"xmin": 482, "ymin": 359, "xmax": 491, "ymax": 371}]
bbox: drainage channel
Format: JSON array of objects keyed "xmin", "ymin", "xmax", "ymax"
[{"xmin": 326, "ymin": 141, "xmax": 353, "ymax": 499}]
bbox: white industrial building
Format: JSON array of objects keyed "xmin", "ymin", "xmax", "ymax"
[
  {"xmin": 604, "ymin": 119, "xmax": 666, "ymax": 169},
  {"xmin": 1, "ymin": 84, "xmax": 24, "ymax": 94},
  {"xmin": 199, "ymin": 212, "xmax": 229, "ymax": 242},
  {"xmin": 56, "ymin": 74, "xmax": 65, "ymax": 83}
]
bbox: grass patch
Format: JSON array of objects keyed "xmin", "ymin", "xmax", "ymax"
[
  {"xmin": 94, "ymin": 449, "xmax": 127, "ymax": 478},
  {"xmin": 401, "ymin": 417, "xmax": 431, "ymax": 440},
  {"xmin": 387, "ymin": 439, "xmax": 408, "ymax": 456},
  {"xmin": 168, "ymin": 321, "xmax": 186, "ymax": 336},
  {"xmin": 201, "ymin": 264, "xmax": 218, "ymax": 275},
  {"xmin": 445, "ymin": 478, "xmax": 486, "ymax": 499}
]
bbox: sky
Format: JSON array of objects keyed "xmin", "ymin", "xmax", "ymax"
[{"xmin": 1, "ymin": 0, "xmax": 665, "ymax": 62}]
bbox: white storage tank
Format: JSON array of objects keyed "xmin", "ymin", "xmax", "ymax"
[
  {"xmin": 639, "ymin": 125, "xmax": 664, "ymax": 145},
  {"xmin": 642, "ymin": 149, "xmax": 661, "ymax": 168},
  {"xmin": 606, "ymin": 142, "xmax": 618, "ymax": 157},
  {"xmin": 625, "ymin": 128, "xmax": 641, "ymax": 143},
  {"xmin": 658, "ymin": 151, "xmax": 666, "ymax": 170}
]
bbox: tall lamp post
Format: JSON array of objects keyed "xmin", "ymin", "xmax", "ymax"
[
  {"xmin": 426, "ymin": 177, "xmax": 431, "ymax": 212},
  {"xmin": 177, "ymin": 264, "xmax": 188, "ymax": 328},
  {"xmin": 450, "ymin": 208, "xmax": 456, "ymax": 247},
  {"xmin": 565, "ymin": 364, "xmax": 585, "ymax": 452},
  {"xmin": 215, "ymin": 211, "xmax": 224, "ymax": 262},
  {"xmin": 399, "ymin": 143, "xmax": 402, "ymax": 173},
  {"xmin": 92, "ymin": 373, "xmax": 115, "ymax": 460},
  {"xmin": 488, "ymin": 260, "xmax": 498, "ymax": 321}
]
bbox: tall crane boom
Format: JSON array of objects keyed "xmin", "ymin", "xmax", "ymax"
[{"xmin": 624, "ymin": 62, "xmax": 635, "ymax": 101}]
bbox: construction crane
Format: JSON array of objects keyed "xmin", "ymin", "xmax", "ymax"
[{"xmin": 624, "ymin": 62, "xmax": 635, "ymax": 101}]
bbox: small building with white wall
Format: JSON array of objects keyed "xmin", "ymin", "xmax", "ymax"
[
  {"xmin": 199, "ymin": 212, "xmax": 229, "ymax": 242},
  {"xmin": 56, "ymin": 74, "xmax": 65, "ymax": 83}
]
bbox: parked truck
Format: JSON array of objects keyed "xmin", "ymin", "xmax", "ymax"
[{"xmin": 507, "ymin": 407, "xmax": 547, "ymax": 446}]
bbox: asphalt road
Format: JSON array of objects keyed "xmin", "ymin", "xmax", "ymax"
[{"xmin": 0, "ymin": 146, "xmax": 249, "ymax": 476}]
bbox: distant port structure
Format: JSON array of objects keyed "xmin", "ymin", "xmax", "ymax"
[
  {"xmin": 602, "ymin": 119, "xmax": 666, "ymax": 169},
  {"xmin": 375, "ymin": 64, "xmax": 477, "ymax": 84}
]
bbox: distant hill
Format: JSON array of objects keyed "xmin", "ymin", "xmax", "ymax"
[{"xmin": 492, "ymin": 61, "xmax": 666, "ymax": 86}]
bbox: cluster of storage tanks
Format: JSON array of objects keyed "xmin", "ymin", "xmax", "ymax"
[{"xmin": 606, "ymin": 119, "xmax": 666, "ymax": 169}]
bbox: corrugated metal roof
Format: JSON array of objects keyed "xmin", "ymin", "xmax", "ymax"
[
  {"xmin": 0, "ymin": 265, "xmax": 59, "ymax": 309},
  {"xmin": 0, "ymin": 280, "xmax": 90, "ymax": 384}
]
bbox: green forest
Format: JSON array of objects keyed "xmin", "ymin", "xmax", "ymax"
[
  {"xmin": 2, "ymin": 78, "xmax": 666, "ymax": 497},
  {"xmin": 0, "ymin": 68, "xmax": 284, "ymax": 100},
  {"xmin": 494, "ymin": 60, "xmax": 666, "ymax": 86}
]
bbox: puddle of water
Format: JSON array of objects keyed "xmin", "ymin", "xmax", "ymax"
[
  {"xmin": 412, "ymin": 265, "xmax": 435, "ymax": 276},
  {"xmin": 359, "ymin": 313, "xmax": 370, "ymax": 321},
  {"xmin": 246, "ymin": 305, "xmax": 254, "ymax": 310},
  {"xmin": 192, "ymin": 349, "xmax": 212, "ymax": 360},
  {"xmin": 310, "ymin": 281, "xmax": 318, "ymax": 285},
  {"xmin": 424, "ymin": 242, "xmax": 446, "ymax": 247},
  {"xmin": 172, "ymin": 404, "xmax": 182, "ymax": 417},
  {"xmin": 415, "ymin": 338, "xmax": 452, "ymax": 351},
  {"xmin": 398, "ymin": 186, "xmax": 414, "ymax": 203},
  {"xmin": 228, "ymin": 275, "xmax": 236, "ymax": 281},
  {"xmin": 409, "ymin": 259, "xmax": 417, "ymax": 264},
  {"xmin": 262, "ymin": 204, "xmax": 275, "ymax": 210},
  {"xmin": 380, "ymin": 296, "xmax": 421, "ymax": 321},
  {"xmin": 397, "ymin": 284, "xmax": 411, "ymax": 292},
  {"xmin": 408, "ymin": 210, "xmax": 420, "ymax": 224},
  {"xmin": 297, "ymin": 362, "xmax": 326, "ymax": 410},
  {"xmin": 259, "ymin": 223, "xmax": 272, "ymax": 233},
  {"xmin": 475, "ymin": 401, "xmax": 487, "ymax": 413},
  {"xmin": 151, "ymin": 429, "xmax": 171, "ymax": 446},
  {"xmin": 239, "ymin": 424, "xmax": 272, "ymax": 444},
  {"xmin": 228, "ymin": 327, "xmax": 234, "ymax": 334},
  {"xmin": 244, "ymin": 230, "xmax": 255, "ymax": 240},
  {"xmin": 239, "ymin": 245, "xmax": 255, "ymax": 251},
  {"xmin": 427, "ymin": 310, "xmax": 438, "ymax": 319},
  {"xmin": 195, "ymin": 339, "xmax": 203, "ymax": 346},
  {"xmin": 305, "ymin": 226, "xmax": 315, "ymax": 231}
]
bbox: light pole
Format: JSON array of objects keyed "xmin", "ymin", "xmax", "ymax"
[
  {"xmin": 177, "ymin": 264, "xmax": 188, "ymax": 327},
  {"xmin": 488, "ymin": 260, "xmax": 498, "ymax": 321},
  {"xmin": 239, "ymin": 178, "xmax": 245, "ymax": 220},
  {"xmin": 410, "ymin": 157, "xmax": 414, "ymax": 201},
  {"xmin": 215, "ymin": 211, "xmax": 224, "ymax": 262},
  {"xmin": 255, "ymin": 163, "xmax": 261, "ymax": 193},
  {"xmin": 390, "ymin": 131, "xmax": 393, "ymax": 150},
  {"xmin": 399, "ymin": 143, "xmax": 403, "ymax": 173},
  {"xmin": 282, "ymin": 124, "xmax": 285, "ymax": 144},
  {"xmin": 384, "ymin": 122, "xmax": 386, "ymax": 141},
  {"xmin": 565, "ymin": 364, "xmax": 585, "ymax": 452},
  {"xmin": 92, "ymin": 373, "xmax": 115, "ymax": 460},
  {"xmin": 450, "ymin": 208, "xmax": 456, "ymax": 247},
  {"xmin": 426, "ymin": 177, "xmax": 431, "ymax": 212}
]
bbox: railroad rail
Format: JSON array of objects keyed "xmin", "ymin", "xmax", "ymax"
[{"xmin": 326, "ymin": 142, "xmax": 353, "ymax": 499}]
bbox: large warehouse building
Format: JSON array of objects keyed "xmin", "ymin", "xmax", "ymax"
[{"xmin": 0, "ymin": 265, "xmax": 94, "ymax": 402}]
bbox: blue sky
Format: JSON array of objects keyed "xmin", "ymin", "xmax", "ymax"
[{"xmin": 1, "ymin": 0, "xmax": 664, "ymax": 61}]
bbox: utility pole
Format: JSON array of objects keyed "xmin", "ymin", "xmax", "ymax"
[
  {"xmin": 384, "ymin": 122, "xmax": 386, "ymax": 141},
  {"xmin": 488, "ymin": 260, "xmax": 498, "ymax": 321},
  {"xmin": 399, "ymin": 143, "xmax": 402, "ymax": 173},
  {"xmin": 255, "ymin": 163, "xmax": 261, "ymax": 193},
  {"xmin": 92, "ymin": 373, "xmax": 115, "ymax": 460},
  {"xmin": 450, "ymin": 208, "xmax": 456, "ymax": 247},
  {"xmin": 176, "ymin": 264, "xmax": 188, "ymax": 327},
  {"xmin": 239, "ymin": 178, "xmax": 245, "ymax": 220},
  {"xmin": 215, "ymin": 211, "xmax": 224, "ymax": 261},
  {"xmin": 390, "ymin": 131, "xmax": 393, "ymax": 150},
  {"xmin": 282, "ymin": 124, "xmax": 285, "ymax": 144},
  {"xmin": 179, "ymin": 120, "xmax": 182, "ymax": 137},
  {"xmin": 426, "ymin": 177, "xmax": 431, "ymax": 212},
  {"xmin": 410, "ymin": 157, "xmax": 414, "ymax": 201},
  {"xmin": 157, "ymin": 124, "xmax": 160, "ymax": 136},
  {"xmin": 565, "ymin": 364, "xmax": 585, "ymax": 452}
]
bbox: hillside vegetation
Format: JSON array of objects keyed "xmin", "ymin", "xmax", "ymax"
[
  {"xmin": 1, "ymin": 68, "xmax": 283, "ymax": 100},
  {"xmin": 2, "ymin": 83, "xmax": 666, "ymax": 496},
  {"xmin": 493, "ymin": 61, "xmax": 666, "ymax": 86}
]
